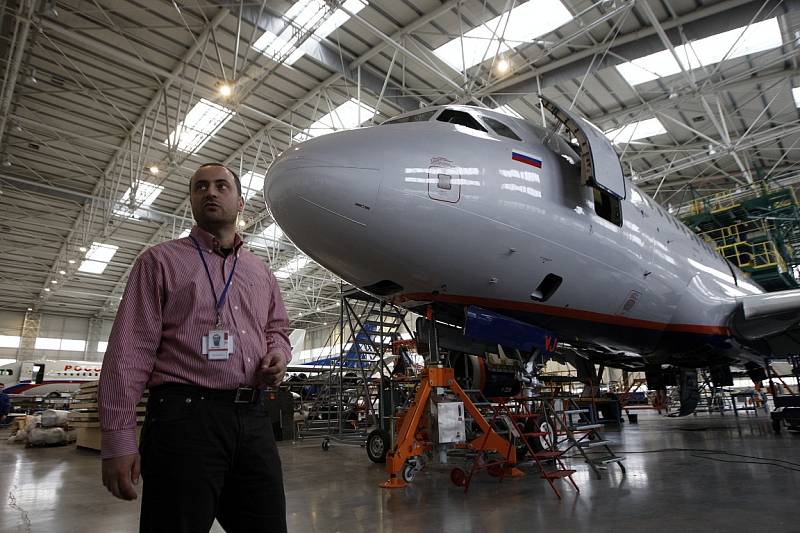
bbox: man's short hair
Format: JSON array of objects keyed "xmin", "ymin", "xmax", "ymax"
[{"xmin": 195, "ymin": 163, "xmax": 242, "ymax": 196}]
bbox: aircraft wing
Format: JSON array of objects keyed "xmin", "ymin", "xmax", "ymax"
[{"xmin": 732, "ymin": 289, "xmax": 800, "ymax": 355}]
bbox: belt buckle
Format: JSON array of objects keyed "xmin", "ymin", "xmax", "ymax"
[{"xmin": 234, "ymin": 387, "xmax": 255, "ymax": 404}]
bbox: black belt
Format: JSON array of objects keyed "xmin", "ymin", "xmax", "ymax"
[{"xmin": 150, "ymin": 383, "xmax": 267, "ymax": 404}]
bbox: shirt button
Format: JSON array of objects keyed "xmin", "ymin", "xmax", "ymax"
[
  {"xmin": 241, "ymin": 330, "xmax": 246, "ymax": 334},
  {"xmin": 247, "ymin": 358, "xmax": 251, "ymax": 362},
  {"xmin": 234, "ymin": 306, "xmax": 239, "ymax": 310}
]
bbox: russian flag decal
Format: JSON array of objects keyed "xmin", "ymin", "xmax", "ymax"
[{"xmin": 511, "ymin": 151, "xmax": 542, "ymax": 168}]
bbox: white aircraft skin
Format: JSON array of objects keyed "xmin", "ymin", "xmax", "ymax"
[
  {"xmin": 1, "ymin": 359, "xmax": 102, "ymax": 396},
  {"xmin": 265, "ymin": 104, "xmax": 774, "ymax": 369}
]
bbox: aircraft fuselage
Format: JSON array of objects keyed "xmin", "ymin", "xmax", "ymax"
[{"xmin": 266, "ymin": 105, "xmax": 764, "ymax": 367}]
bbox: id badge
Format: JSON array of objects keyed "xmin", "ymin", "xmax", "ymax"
[{"xmin": 205, "ymin": 329, "xmax": 232, "ymax": 360}]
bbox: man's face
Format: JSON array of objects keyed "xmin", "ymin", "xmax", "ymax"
[{"xmin": 190, "ymin": 165, "xmax": 244, "ymax": 229}]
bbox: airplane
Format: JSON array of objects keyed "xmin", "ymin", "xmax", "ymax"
[
  {"xmin": 264, "ymin": 96, "xmax": 800, "ymax": 415},
  {"xmin": 1, "ymin": 359, "xmax": 102, "ymax": 397}
]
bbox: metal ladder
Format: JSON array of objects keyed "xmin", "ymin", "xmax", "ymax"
[
  {"xmin": 457, "ymin": 397, "xmax": 579, "ymax": 499},
  {"xmin": 543, "ymin": 396, "xmax": 626, "ymax": 480}
]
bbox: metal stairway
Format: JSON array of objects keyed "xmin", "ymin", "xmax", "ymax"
[
  {"xmin": 456, "ymin": 396, "xmax": 580, "ymax": 499},
  {"xmin": 543, "ymin": 396, "xmax": 626, "ymax": 479},
  {"xmin": 299, "ymin": 289, "xmax": 410, "ymax": 445}
]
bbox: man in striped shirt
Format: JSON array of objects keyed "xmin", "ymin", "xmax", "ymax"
[{"xmin": 99, "ymin": 163, "xmax": 292, "ymax": 533}]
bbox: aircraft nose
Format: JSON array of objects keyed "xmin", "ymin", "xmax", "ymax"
[{"xmin": 265, "ymin": 132, "xmax": 382, "ymax": 228}]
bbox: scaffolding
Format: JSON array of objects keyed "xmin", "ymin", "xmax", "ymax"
[
  {"xmin": 680, "ymin": 182, "xmax": 800, "ymax": 291},
  {"xmin": 298, "ymin": 288, "xmax": 414, "ymax": 448}
]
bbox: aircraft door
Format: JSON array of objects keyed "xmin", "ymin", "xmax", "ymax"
[
  {"xmin": 20, "ymin": 362, "xmax": 34, "ymax": 382},
  {"xmin": 33, "ymin": 364, "xmax": 44, "ymax": 384},
  {"xmin": 427, "ymin": 157, "xmax": 461, "ymax": 203}
]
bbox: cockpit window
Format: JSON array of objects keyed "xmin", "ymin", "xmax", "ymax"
[
  {"xmin": 383, "ymin": 110, "xmax": 436, "ymax": 124},
  {"xmin": 436, "ymin": 109, "xmax": 487, "ymax": 132},
  {"xmin": 482, "ymin": 117, "xmax": 521, "ymax": 141}
]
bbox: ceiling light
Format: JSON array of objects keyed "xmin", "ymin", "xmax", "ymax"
[
  {"xmin": 68, "ymin": 259, "xmax": 75, "ymax": 264},
  {"xmin": 496, "ymin": 58, "xmax": 510, "ymax": 74},
  {"xmin": 58, "ymin": 270, "xmax": 66, "ymax": 275},
  {"xmin": 51, "ymin": 280, "xmax": 58, "ymax": 284},
  {"xmin": 238, "ymin": 219, "xmax": 246, "ymax": 228},
  {"xmin": 149, "ymin": 165, "xmax": 159, "ymax": 175},
  {"xmin": 79, "ymin": 246, "xmax": 87, "ymax": 252},
  {"xmin": 219, "ymin": 83, "xmax": 233, "ymax": 97},
  {"xmin": 44, "ymin": 288, "xmax": 50, "ymax": 292},
  {"xmin": 27, "ymin": 307, "xmax": 32, "ymax": 311}
]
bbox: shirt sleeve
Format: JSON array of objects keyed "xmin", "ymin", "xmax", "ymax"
[
  {"xmin": 99, "ymin": 251, "xmax": 162, "ymax": 458},
  {"xmin": 264, "ymin": 272, "xmax": 292, "ymax": 364}
]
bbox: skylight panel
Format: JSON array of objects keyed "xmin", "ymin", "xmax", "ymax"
[
  {"xmin": 616, "ymin": 17, "xmax": 782, "ymax": 86},
  {"xmin": 252, "ymin": 31, "xmax": 305, "ymax": 65},
  {"xmin": 792, "ymin": 87, "xmax": 800, "ymax": 108},
  {"xmin": 249, "ymin": 223, "xmax": 284, "ymax": 250},
  {"xmin": 97, "ymin": 341, "xmax": 108, "ymax": 353},
  {"xmin": 605, "ymin": 117, "xmax": 667, "ymax": 144},
  {"xmin": 178, "ymin": 229, "xmax": 191, "ymax": 239},
  {"xmin": 252, "ymin": 0, "xmax": 366, "ymax": 66},
  {"xmin": 78, "ymin": 242, "xmax": 119, "ymax": 274},
  {"xmin": 0, "ymin": 335, "xmax": 20, "ymax": 348},
  {"xmin": 114, "ymin": 180, "xmax": 163, "ymax": 219},
  {"xmin": 240, "ymin": 171, "xmax": 266, "ymax": 202},
  {"xmin": 165, "ymin": 98, "xmax": 234, "ymax": 154},
  {"xmin": 294, "ymin": 98, "xmax": 376, "ymax": 141},
  {"xmin": 493, "ymin": 105, "xmax": 523, "ymax": 119},
  {"xmin": 274, "ymin": 255, "xmax": 312, "ymax": 279},
  {"xmin": 433, "ymin": 0, "xmax": 573, "ymax": 71}
]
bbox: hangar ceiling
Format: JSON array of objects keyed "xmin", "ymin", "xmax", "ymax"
[{"xmin": 0, "ymin": 0, "xmax": 798, "ymax": 329}]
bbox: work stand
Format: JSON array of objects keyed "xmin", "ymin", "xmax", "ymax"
[{"xmin": 380, "ymin": 366, "xmax": 518, "ymax": 488}]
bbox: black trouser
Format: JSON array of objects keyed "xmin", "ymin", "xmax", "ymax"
[{"xmin": 139, "ymin": 384, "xmax": 286, "ymax": 533}]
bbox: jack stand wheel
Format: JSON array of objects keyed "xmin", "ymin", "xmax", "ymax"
[
  {"xmin": 321, "ymin": 438, "xmax": 330, "ymax": 451},
  {"xmin": 450, "ymin": 468, "xmax": 467, "ymax": 487},
  {"xmin": 402, "ymin": 461, "xmax": 417, "ymax": 483}
]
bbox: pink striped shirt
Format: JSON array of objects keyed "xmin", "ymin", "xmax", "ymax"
[{"xmin": 98, "ymin": 226, "xmax": 292, "ymax": 458}]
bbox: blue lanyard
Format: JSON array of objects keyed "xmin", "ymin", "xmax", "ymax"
[{"xmin": 190, "ymin": 236, "xmax": 239, "ymax": 326}]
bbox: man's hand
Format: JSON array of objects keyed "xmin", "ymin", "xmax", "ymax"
[
  {"xmin": 257, "ymin": 352, "xmax": 287, "ymax": 387},
  {"xmin": 102, "ymin": 453, "xmax": 140, "ymax": 501}
]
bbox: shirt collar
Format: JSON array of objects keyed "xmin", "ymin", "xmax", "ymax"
[{"xmin": 189, "ymin": 226, "xmax": 244, "ymax": 256}]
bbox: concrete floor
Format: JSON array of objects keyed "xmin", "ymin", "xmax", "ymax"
[{"xmin": 2, "ymin": 410, "xmax": 798, "ymax": 533}]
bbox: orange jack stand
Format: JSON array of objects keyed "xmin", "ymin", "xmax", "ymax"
[{"xmin": 381, "ymin": 366, "xmax": 521, "ymax": 488}]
